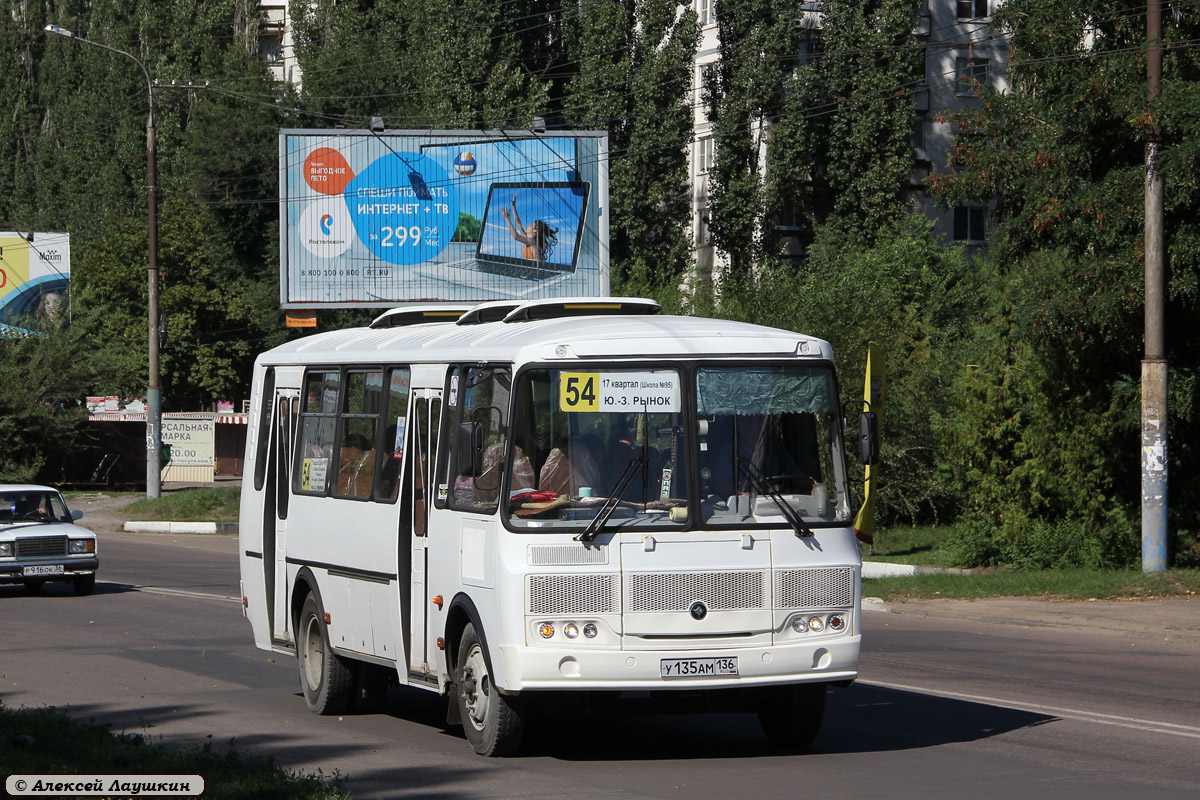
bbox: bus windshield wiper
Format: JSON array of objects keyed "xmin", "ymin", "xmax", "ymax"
[
  {"xmin": 741, "ymin": 461, "xmax": 814, "ymax": 538},
  {"xmin": 577, "ymin": 454, "xmax": 646, "ymax": 543}
]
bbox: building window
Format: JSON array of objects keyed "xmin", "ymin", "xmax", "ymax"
[
  {"xmin": 957, "ymin": 0, "xmax": 988, "ymax": 20},
  {"xmin": 695, "ymin": 0, "xmax": 712, "ymax": 27},
  {"xmin": 956, "ymin": 57, "xmax": 989, "ymax": 96},
  {"xmin": 954, "ymin": 206, "xmax": 986, "ymax": 243},
  {"xmin": 797, "ymin": 30, "xmax": 822, "ymax": 67},
  {"xmin": 697, "ymin": 207, "xmax": 711, "ymax": 246},
  {"xmin": 696, "ymin": 137, "xmax": 714, "ymax": 175},
  {"xmin": 259, "ymin": 32, "xmax": 282, "ymax": 65}
]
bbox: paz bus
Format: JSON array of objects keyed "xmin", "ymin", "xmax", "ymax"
[{"xmin": 238, "ymin": 297, "xmax": 877, "ymax": 756}]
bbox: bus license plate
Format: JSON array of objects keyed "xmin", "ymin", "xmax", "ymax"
[
  {"xmin": 23, "ymin": 565, "xmax": 64, "ymax": 577},
  {"xmin": 660, "ymin": 657, "xmax": 739, "ymax": 679}
]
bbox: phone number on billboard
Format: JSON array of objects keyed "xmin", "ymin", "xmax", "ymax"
[{"xmin": 300, "ymin": 269, "xmax": 360, "ymax": 277}]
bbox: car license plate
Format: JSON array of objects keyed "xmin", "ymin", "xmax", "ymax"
[
  {"xmin": 660, "ymin": 657, "xmax": 739, "ymax": 679},
  {"xmin": 22, "ymin": 565, "xmax": 64, "ymax": 577}
]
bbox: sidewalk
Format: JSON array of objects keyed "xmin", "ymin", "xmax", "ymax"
[{"xmin": 864, "ymin": 594, "xmax": 1200, "ymax": 642}]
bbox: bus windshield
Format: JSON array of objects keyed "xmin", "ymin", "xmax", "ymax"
[
  {"xmin": 695, "ymin": 365, "xmax": 848, "ymax": 526},
  {"xmin": 505, "ymin": 363, "xmax": 849, "ymax": 532},
  {"xmin": 507, "ymin": 368, "xmax": 689, "ymax": 531}
]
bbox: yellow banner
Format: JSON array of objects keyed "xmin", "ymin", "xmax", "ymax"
[{"xmin": 853, "ymin": 344, "xmax": 886, "ymax": 545}]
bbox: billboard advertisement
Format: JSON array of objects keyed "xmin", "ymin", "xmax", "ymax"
[
  {"xmin": 0, "ymin": 232, "xmax": 71, "ymax": 327},
  {"xmin": 280, "ymin": 129, "xmax": 609, "ymax": 307}
]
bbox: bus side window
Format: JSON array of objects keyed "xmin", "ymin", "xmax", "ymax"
[
  {"xmin": 411, "ymin": 396, "xmax": 438, "ymax": 535},
  {"xmin": 335, "ymin": 370, "xmax": 385, "ymax": 499},
  {"xmin": 445, "ymin": 365, "xmax": 513, "ymax": 514},
  {"xmin": 252, "ymin": 368, "xmax": 275, "ymax": 492},
  {"xmin": 376, "ymin": 367, "xmax": 411, "ymax": 502},
  {"xmin": 294, "ymin": 370, "xmax": 339, "ymax": 495}
]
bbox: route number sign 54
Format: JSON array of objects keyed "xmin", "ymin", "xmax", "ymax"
[{"xmin": 558, "ymin": 372, "xmax": 680, "ymax": 413}]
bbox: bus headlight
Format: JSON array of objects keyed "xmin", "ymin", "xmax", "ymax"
[
  {"xmin": 583, "ymin": 623, "xmax": 598, "ymax": 639},
  {"xmin": 791, "ymin": 616, "xmax": 807, "ymax": 633},
  {"xmin": 564, "ymin": 623, "xmax": 580, "ymax": 639},
  {"xmin": 808, "ymin": 616, "xmax": 825, "ymax": 633}
]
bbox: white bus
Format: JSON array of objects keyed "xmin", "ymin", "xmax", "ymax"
[{"xmin": 239, "ymin": 297, "xmax": 876, "ymax": 756}]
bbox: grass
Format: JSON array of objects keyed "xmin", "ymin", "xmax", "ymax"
[
  {"xmin": 864, "ymin": 524, "xmax": 958, "ymax": 566},
  {"xmin": 122, "ymin": 486, "xmax": 241, "ymax": 522},
  {"xmin": 0, "ymin": 703, "xmax": 348, "ymax": 799},
  {"xmin": 864, "ymin": 567, "xmax": 1200, "ymax": 601}
]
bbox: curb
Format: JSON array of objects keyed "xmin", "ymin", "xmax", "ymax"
[
  {"xmin": 862, "ymin": 561, "xmax": 975, "ymax": 579},
  {"xmin": 124, "ymin": 521, "xmax": 238, "ymax": 535}
]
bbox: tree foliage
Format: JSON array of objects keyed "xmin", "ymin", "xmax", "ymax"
[
  {"xmin": 928, "ymin": 0, "xmax": 1200, "ymax": 562},
  {"xmin": 704, "ymin": 0, "xmax": 920, "ymax": 281}
]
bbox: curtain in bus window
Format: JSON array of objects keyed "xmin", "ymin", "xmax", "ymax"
[{"xmin": 695, "ymin": 367, "xmax": 834, "ymax": 415}]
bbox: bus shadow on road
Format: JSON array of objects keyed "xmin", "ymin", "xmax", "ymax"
[{"xmin": 515, "ymin": 682, "xmax": 1054, "ymax": 761}]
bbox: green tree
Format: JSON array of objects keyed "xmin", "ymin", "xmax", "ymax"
[
  {"xmin": 712, "ymin": 215, "xmax": 978, "ymax": 526},
  {"xmin": 0, "ymin": 325, "xmax": 116, "ymax": 482},
  {"xmin": 562, "ymin": 0, "xmax": 698, "ymax": 292},
  {"xmin": 704, "ymin": 0, "xmax": 920, "ymax": 282},
  {"xmin": 928, "ymin": 0, "xmax": 1200, "ymax": 556}
]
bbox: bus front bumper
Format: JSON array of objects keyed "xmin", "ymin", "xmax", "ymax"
[{"xmin": 496, "ymin": 635, "xmax": 860, "ymax": 692}]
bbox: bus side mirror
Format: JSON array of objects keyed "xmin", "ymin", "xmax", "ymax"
[
  {"xmin": 859, "ymin": 411, "xmax": 879, "ymax": 467},
  {"xmin": 457, "ymin": 422, "xmax": 483, "ymax": 477}
]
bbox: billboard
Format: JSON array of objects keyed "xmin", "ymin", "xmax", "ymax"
[
  {"xmin": 0, "ymin": 232, "xmax": 71, "ymax": 327},
  {"xmin": 280, "ymin": 129, "xmax": 609, "ymax": 307}
]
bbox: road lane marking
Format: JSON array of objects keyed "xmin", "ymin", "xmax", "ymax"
[
  {"xmin": 133, "ymin": 585, "xmax": 241, "ymax": 604},
  {"xmin": 863, "ymin": 679, "xmax": 1200, "ymax": 739}
]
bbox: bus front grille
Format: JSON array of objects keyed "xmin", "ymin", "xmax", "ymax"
[
  {"xmin": 774, "ymin": 567, "xmax": 855, "ymax": 609},
  {"xmin": 527, "ymin": 573, "xmax": 619, "ymax": 615},
  {"xmin": 627, "ymin": 571, "xmax": 766, "ymax": 612}
]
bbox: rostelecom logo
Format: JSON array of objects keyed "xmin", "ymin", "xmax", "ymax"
[{"xmin": 300, "ymin": 200, "xmax": 353, "ymax": 259}]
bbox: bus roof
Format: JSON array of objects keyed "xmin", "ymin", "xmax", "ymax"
[{"xmin": 257, "ymin": 298, "xmax": 833, "ymax": 368}]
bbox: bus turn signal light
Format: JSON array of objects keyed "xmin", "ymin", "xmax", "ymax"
[{"xmin": 433, "ymin": 595, "xmax": 443, "ymax": 609}]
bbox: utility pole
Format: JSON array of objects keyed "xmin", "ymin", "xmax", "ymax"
[
  {"xmin": 1142, "ymin": 0, "xmax": 1168, "ymax": 572},
  {"xmin": 45, "ymin": 24, "xmax": 162, "ymax": 499}
]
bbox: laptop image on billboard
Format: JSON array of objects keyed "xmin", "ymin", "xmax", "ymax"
[
  {"xmin": 475, "ymin": 181, "xmax": 590, "ymax": 280},
  {"xmin": 415, "ymin": 181, "xmax": 590, "ymax": 292}
]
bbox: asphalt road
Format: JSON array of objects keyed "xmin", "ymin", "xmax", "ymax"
[{"xmin": 2, "ymin": 501, "xmax": 1197, "ymax": 799}]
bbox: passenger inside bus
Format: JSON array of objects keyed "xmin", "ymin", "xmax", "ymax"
[
  {"xmin": 538, "ymin": 434, "xmax": 602, "ymax": 497},
  {"xmin": 337, "ymin": 432, "xmax": 376, "ymax": 497}
]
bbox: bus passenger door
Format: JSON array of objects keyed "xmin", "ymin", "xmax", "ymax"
[
  {"xmin": 270, "ymin": 389, "xmax": 299, "ymax": 644},
  {"xmin": 407, "ymin": 389, "xmax": 441, "ymax": 679}
]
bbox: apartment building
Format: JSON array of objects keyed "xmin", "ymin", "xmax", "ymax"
[
  {"xmin": 688, "ymin": 0, "xmax": 1010, "ymax": 275},
  {"xmin": 258, "ymin": 0, "xmax": 301, "ymax": 88}
]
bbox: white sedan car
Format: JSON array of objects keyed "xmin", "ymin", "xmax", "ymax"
[{"xmin": 1, "ymin": 485, "xmax": 99, "ymax": 595}]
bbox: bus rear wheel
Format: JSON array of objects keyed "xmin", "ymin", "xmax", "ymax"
[
  {"xmin": 298, "ymin": 593, "xmax": 354, "ymax": 715},
  {"xmin": 757, "ymin": 682, "xmax": 827, "ymax": 751},
  {"xmin": 455, "ymin": 622, "xmax": 526, "ymax": 756}
]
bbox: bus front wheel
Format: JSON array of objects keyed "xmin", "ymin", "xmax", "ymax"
[
  {"xmin": 455, "ymin": 622, "xmax": 526, "ymax": 756},
  {"xmin": 298, "ymin": 593, "xmax": 354, "ymax": 715},
  {"xmin": 757, "ymin": 682, "xmax": 827, "ymax": 751}
]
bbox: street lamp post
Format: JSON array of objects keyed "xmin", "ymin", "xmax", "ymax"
[{"xmin": 45, "ymin": 24, "xmax": 162, "ymax": 499}]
